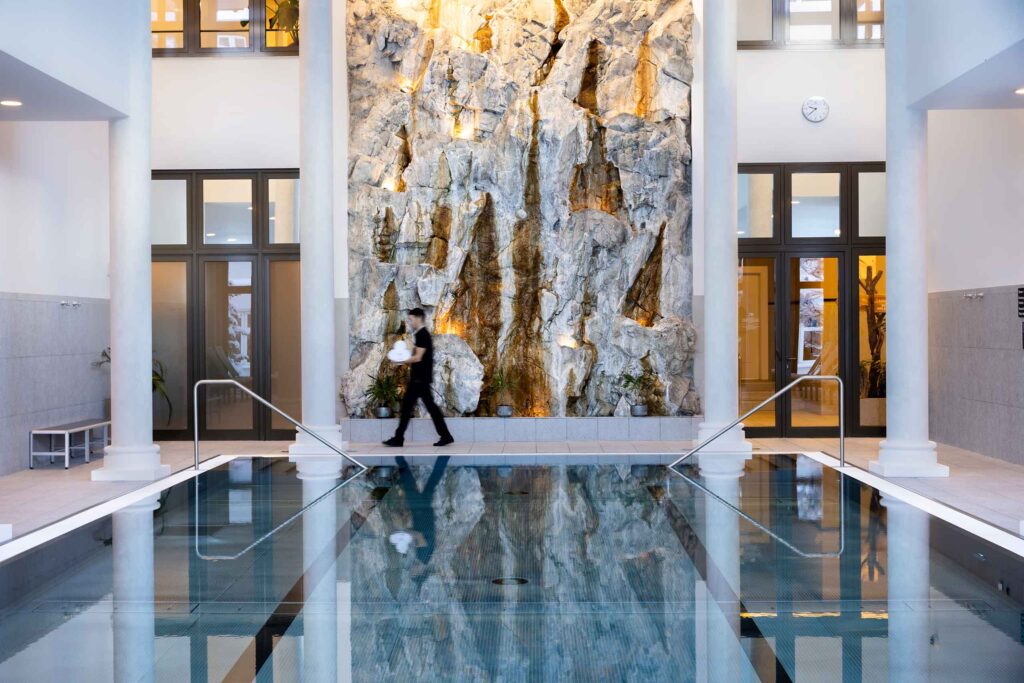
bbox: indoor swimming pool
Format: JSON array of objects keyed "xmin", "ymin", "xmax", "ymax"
[{"xmin": 1, "ymin": 454, "xmax": 1023, "ymax": 681}]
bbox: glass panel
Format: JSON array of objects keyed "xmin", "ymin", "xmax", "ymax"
[
  {"xmin": 788, "ymin": 256, "xmax": 840, "ymax": 428},
  {"xmin": 857, "ymin": 0, "xmax": 884, "ymax": 40},
  {"xmin": 152, "ymin": 262, "xmax": 188, "ymax": 430},
  {"xmin": 265, "ymin": 0, "xmax": 299, "ymax": 48},
  {"xmin": 204, "ymin": 261, "xmax": 254, "ymax": 431},
  {"xmin": 199, "ymin": 0, "xmax": 251, "ymax": 49},
  {"xmin": 788, "ymin": 0, "xmax": 839, "ymax": 41},
  {"xmin": 791, "ymin": 172, "xmax": 841, "ymax": 238},
  {"xmin": 739, "ymin": 257, "xmax": 776, "ymax": 428},
  {"xmin": 269, "ymin": 260, "xmax": 301, "ymax": 429},
  {"xmin": 858, "ymin": 171, "xmax": 886, "ymax": 237},
  {"xmin": 151, "ymin": 0, "xmax": 185, "ymax": 49},
  {"xmin": 858, "ymin": 255, "xmax": 886, "ymax": 426},
  {"xmin": 267, "ymin": 178, "xmax": 300, "ymax": 244},
  {"xmin": 151, "ymin": 178, "xmax": 188, "ymax": 245},
  {"xmin": 738, "ymin": 0, "xmax": 773, "ymax": 41},
  {"xmin": 203, "ymin": 178, "xmax": 253, "ymax": 245},
  {"xmin": 738, "ymin": 173, "xmax": 774, "ymax": 239}
]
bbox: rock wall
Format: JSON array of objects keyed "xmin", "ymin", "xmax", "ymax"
[{"xmin": 344, "ymin": 0, "xmax": 699, "ymax": 417}]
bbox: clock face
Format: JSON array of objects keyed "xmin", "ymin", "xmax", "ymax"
[{"xmin": 802, "ymin": 96, "xmax": 829, "ymax": 123}]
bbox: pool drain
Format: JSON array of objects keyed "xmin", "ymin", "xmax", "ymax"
[{"xmin": 492, "ymin": 577, "xmax": 529, "ymax": 586}]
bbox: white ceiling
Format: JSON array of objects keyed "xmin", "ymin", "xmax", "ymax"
[
  {"xmin": 916, "ymin": 39, "xmax": 1024, "ymax": 110},
  {"xmin": 0, "ymin": 51, "xmax": 122, "ymax": 121}
]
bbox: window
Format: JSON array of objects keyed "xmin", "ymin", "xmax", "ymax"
[
  {"xmin": 856, "ymin": 171, "xmax": 886, "ymax": 237},
  {"xmin": 152, "ymin": 0, "xmax": 298, "ymax": 56},
  {"xmin": 739, "ymin": 0, "xmax": 883, "ymax": 48},
  {"xmin": 151, "ymin": 178, "xmax": 189, "ymax": 245},
  {"xmin": 202, "ymin": 178, "xmax": 255, "ymax": 246},
  {"xmin": 267, "ymin": 177, "xmax": 300, "ymax": 244},
  {"xmin": 790, "ymin": 172, "xmax": 841, "ymax": 239},
  {"xmin": 738, "ymin": 172, "xmax": 777, "ymax": 239}
]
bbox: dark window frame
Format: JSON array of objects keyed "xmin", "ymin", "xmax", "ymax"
[
  {"xmin": 152, "ymin": 0, "xmax": 299, "ymax": 58},
  {"xmin": 738, "ymin": 161, "xmax": 886, "ymax": 438},
  {"xmin": 152, "ymin": 169, "xmax": 300, "ymax": 441},
  {"xmin": 739, "ymin": 0, "xmax": 884, "ymax": 50}
]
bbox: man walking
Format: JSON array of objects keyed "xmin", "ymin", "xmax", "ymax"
[{"xmin": 384, "ymin": 308, "xmax": 454, "ymax": 447}]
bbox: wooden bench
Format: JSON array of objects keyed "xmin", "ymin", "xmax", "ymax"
[{"xmin": 29, "ymin": 420, "xmax": 110, "ymax": 470}]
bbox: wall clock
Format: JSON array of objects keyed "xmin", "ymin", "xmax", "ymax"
[{"xmin": 802, "ymin": 96, "xmax": 829, "ymax": 123}]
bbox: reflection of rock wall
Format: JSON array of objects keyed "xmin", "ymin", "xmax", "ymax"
[{"xmin": 345, "ymin": 0, "xmax": 699, "ymax": 417}]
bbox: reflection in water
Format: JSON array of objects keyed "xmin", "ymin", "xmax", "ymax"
[{"xmin": 5, "ymin": 457, "xmax": 1024, "ymax": 681}]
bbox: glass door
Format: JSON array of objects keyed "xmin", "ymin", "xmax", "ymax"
[
  {"xmin": 738, "ymin": 256, "xmax": 779, "ymax": 432},
  {"xmin": 784, "ymin": 254, "xmax": 843, "ymax": 436},
  {"xmin": 264, "ymin": 255, "xmax": 301, "ymax": 440},
  {"xmin": 200, "ymin": 256, "xmax": 258, "ymax": 439}
]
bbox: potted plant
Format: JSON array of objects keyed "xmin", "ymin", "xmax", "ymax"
[
  {"xmin": 491, "ymin": 368, "xmax": 517, "ymax": 417},
  {"xmin": 364, "ymin": 373, "xmax": 402, "ymax": 418},
  {"xmin": 620, "ymin": 370, "xmax": 655, "ymax": 417},
  {"xmin": 95, "ymin": 348, "xmax": 173, "ymax": 424}
]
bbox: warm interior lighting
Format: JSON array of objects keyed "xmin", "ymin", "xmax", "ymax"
[
  {"xmin": 557, "ymin": 334, "xmax": 578, "ymax": 349},
  {"xmin": 435, "ymin": 316, "xmax": 464, "ymax": 336},
  {"xmin": 381, "ymin": 177, "xmax": 398, "ymax": 192},
  {"xmin": 397, "ymin": 76, "xmax": 415, "ymax": 94},
  {"xmin": 452, "ymin": 119, "xmax": 475, "ymax": 140},
  {"xmin": 0, "ymin": 100, "xmax": 23, "ymax": 107}
]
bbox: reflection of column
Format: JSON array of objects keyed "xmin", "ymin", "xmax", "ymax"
[
  {"xmin": 92, "ymin": 0, "xmax": 168, "ymax": 481},
  {"xmin": 291, "ymin": 0, "xmax": 344, "ymax": 457},
  {"xmin": 112, "ymin": 496, "xmax": 158, "ymax": 683},
  {"xmin": 700, "ymin": 454, "xmax": 746, "ymax": 683},
  {"xmin": 869, "ymin": 0, "xmax": 946, "ymax": 477},
  {"xmin": 882, "ymin": 496, "xmax": 931, "ymax": 683},
  {"xmin": 299, "ymin": 459, "xmax": 341, "ymax": 682},
  {"xmin": 699, "ymin": 0, "xmax": 751, "ymax": 454}
]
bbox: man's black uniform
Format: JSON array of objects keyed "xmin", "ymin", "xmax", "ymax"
[{"xmin": 388, "ymin": 327, "xmax": 453, "ymax": 446}]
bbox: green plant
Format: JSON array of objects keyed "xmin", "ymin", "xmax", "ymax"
[
  {"xmin": 363, "ymin": 373, "xmax": 402, "ymax": 411},
  {"xmin": 266, "ymin": 0, "xmax": 300, "ymax": 45},
  {"xmin": 490, "ymin": 368, "xmax": 518, "ymax": 405},
  {"xmin": 620, "ymin": 370, "xmax": 655, "ymax": 406},
  {"xmin": 94, "ymin": 348, "xmax": 173, "ymax": 424}
]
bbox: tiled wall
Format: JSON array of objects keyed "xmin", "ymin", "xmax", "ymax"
[
  {"xmin": 929, "ymin": 285, "xmax": 1024, "ymax": 465},
  {"xmin": 0, "ymin": 293, "xmax": 110, "ymax": 475}
]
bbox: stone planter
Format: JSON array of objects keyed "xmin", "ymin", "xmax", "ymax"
[
  {"xmin": 375, "ymin": 406, "xmax": 393, "ymax": 419},
  {"xmin": 630, "ymin": 404, "xmax": 649, "ymax": 417},
  {"xmin": 496, "ymin": 405, "xmax": 514, "ymax": 418}
]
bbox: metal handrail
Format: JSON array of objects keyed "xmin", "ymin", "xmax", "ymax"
[
  {"xmin": 669, "ymin": 375, "xmax": 845, "ymax": 469},
  {"xmin": 193, "ymin": 467, "xmax": 363, "ymax": 562},
  {"xmin": 193, "ymin": 379, "xmax": 366, "ymax": 472},
  {"xmin": 667, "ymin": 374, "xmax": 846, "ymax": 559}
]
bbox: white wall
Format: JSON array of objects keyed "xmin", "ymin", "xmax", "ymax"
[
  {"xmin": 737, "ymin": 49, "xmax": 886, "ymax": 163},
  {"xmin": 908, "ymin": 0, "xmax": 1024, "ymax": 107},
  {"xmin": 0, "ymin": 0, "xmax": 132, "ymax": 113},
  {"xmin": 151, "ymin": 57, "xmax": 300, "ymax": 170},
  {"xmin": 926, "ymin": 109, "xmax": 1024, "ymax": 293},
  {"xmin": 0, "ymin": 122, "xmax": 110, "ymax": 298}
]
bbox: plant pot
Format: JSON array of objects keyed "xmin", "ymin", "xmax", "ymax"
[
  {"xmin": 375, "ymin": 406, "xmax": 393, "ymax": 419},
  {"xmin": 630, "ymin": 404, "xmax": 648, "ymax": 417},
  {"xmin": 496, "ymin": 404, "xmax": 514, "ymax": 418}
]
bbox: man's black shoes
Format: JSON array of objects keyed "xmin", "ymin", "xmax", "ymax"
[
  {"xmin": 383, "ymin": 437, "xmax": 404, "ymax": 447},
  {"xmin": 434, "ymin": 437, "xmax": 454, "ymax": 447}
]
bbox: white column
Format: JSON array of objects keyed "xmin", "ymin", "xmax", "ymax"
[
  {"xmin": 291, "ymin": 0, "xmax": 344, "ymax": 457},
  {"xmin": 112, "ymin": 496, "xmax": 159, "ymax": 683},
  {"xmin": 93, "ymin": 0, "xmax": 168, "ymax": 482},
  {"xmin": 882, "ymin": 496, "xmax": 932, "ymax": 682},
  {"xmin": 699, "ymin": 0, "xmax": 750, "ymax": 454},
  {"xmin": 298, "ymin": 460, "xmax": 342, "ymax": 681},
  {"xmin": 869, "ymin": 0, "xmax": 947, "ymax": 477}
]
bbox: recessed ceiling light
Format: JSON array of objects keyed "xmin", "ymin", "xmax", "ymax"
[
  {"xmin": 206, "ymin": 232, "xmax": 216, "ymax": 237},
  {"xmin": 0, "ymin": 100, "xmax": 23, "ymax": 107},
  {"xmin": 247, "ymin": 206, "xmax": 253, "ymax": 211},
  {"xmin": 226, "ymin": 237, "xmax": 238, "ymax": 242},
  {"xmin": 269, "ymin": 216, "xmax": 276, "ymax": 221},
  {"xmin": 791, "ymin": 200, "xmax": 801, "ymax": 205},
  {"xmin": 1016, "ymin": 87, "xmax": 1024, "ymax": 95}
]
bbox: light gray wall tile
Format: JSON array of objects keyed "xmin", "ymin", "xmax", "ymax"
[
  {"xmin": 597, "ymin": 417, "xmax": 630, "ymax": 441},
  {"xmin": 349, "ymin": 419, "xmax": 382, "ymax": 443},
  {"xmin": 535, "ymin": 418, "xmax": 567, "ymax": 441},
  {"xmin": 627, "ymin": 417, "xmax": 660, "ymax": 441},
  {"xmin": 504, "ymin": 418, "xmax": 536, "ymax": 441},
  {"xmin": 566, "ymin": 418, "xmax": 597, "ymax": 440},
  {"xmin": 473, "ymin": 418, "xmax": 505, "ymax": 442},
  {"xmin": 660, "ymin": 417, "xmax": 693, "ymax": 440}
]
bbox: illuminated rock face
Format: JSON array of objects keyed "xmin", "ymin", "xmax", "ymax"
[{"xmin": 344, "ymin": 0, "xmax": 699, "ymax": 417}]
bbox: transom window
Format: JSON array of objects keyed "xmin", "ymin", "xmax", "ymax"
[
  {"xmin": 151, "ymin": 0, "xmax": 299, "ymax": 56},
  {"xmin": 739, "ymin": 0, "xmax": 884, "ymax": 48}
]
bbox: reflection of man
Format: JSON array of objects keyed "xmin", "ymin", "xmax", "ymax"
[{"xmin": 384, "ymin": 308, "xmax": 454, "ymax": 447}]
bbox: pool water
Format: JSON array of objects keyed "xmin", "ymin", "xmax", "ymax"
[{"xmin": 1, "ymin": 454, "xmax": 1023, "ymax": 681}]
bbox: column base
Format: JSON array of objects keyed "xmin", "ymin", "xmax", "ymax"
[
  {"xmin": 695, "ymin": 421, "xmax": 754, "ymax": 457},
  {"xmin": 869, "ymin": 439, "xmax": 949, "ymax": 478},
  {"xmin": 91, "ymin": 444, "xmax": 169, "ymax": 482},
  {"xmin": 289, "ymin": 424, "xmax": 349, "ymax": 470}
]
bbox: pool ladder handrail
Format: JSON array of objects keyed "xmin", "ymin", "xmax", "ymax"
[
  {"xmin": 193, "ymin": 378, "xmax": 366, "ymax": 472},
  {"xmin": 669, "ymin": 375, "xmax": 846, "ymax": 559},
  {"xmin": 192, "ymin": 379, "xmax": 367, "ymax": 562}
]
